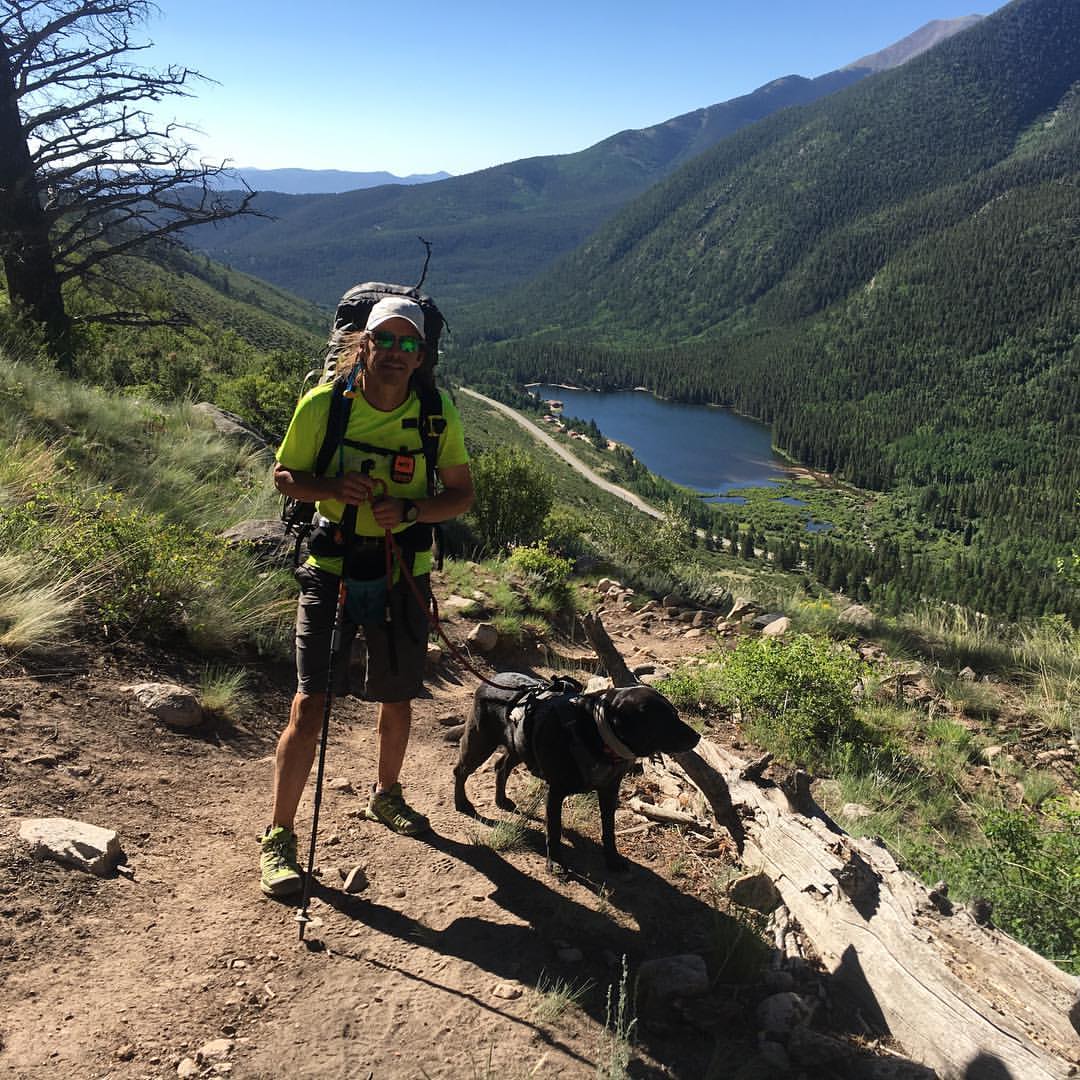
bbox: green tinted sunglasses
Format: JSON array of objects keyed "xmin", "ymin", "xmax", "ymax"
[{"xmin": 369, "ymin": 330, "xmax": 423, "ymax": 353}]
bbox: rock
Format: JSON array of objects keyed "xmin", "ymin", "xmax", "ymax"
[
  {"xmin": 727, "ymin": 596, "xmax": 758, "ymax": 620},
  {"xmin": 838, "ymin": 603, "xmax": 875, "ymax": 630},
  {"xmin": 763, "ymin": 969, "xmax": 796, "ymax": 992},
  {"xmin": 328, "ymin": 778, "xmax": 353, "ymax": 794},
  {"xmin": 19, "ymin": 817, "xmax": 123, "ymax": 876},
  {"xmin": 441, "ymin": 724, "xmax": 465, "ymax": 743},
  {"xmin": 691, "ymin": 611, "xmax": 713, "ymax": 628},
  {"xmin": 426, "ymin": 643, "xmax": 444, "ymax": 666},
  {"xmin": 640, "ymin": 672, "xmax": 670, "ymax": 686},
  {"xmin": 219, "ymin": 519, "xmax": 292, "ymax": 567},
  {"xmin": 663, "ymin": 593, "xmax": 690, "ymax": 609},
  {"xmin": 467, "ymin": 623, "xmax": 498, "ymax": 652},
  {"xmin": 787, "ymin": 1028, "xmax": 854, "ymax": 1069},
  {"xmin": 840, "ymin": 802, "xmax": 874, "ymax": 820},
  {"xmin": 115, "ymin": 1043, "xmax": 136, "ymax": 1061},
  {"xmin": 636, "ymin": 954, "xmax": 709, "ymax": 1012},
  {"xmin": 727, "ymin": 872, "xmax": 781, "ymax": 913},
  {"xmin": 177, "ymin": 1059, "xmax": 199, "ymax": 1078},
  {"xmin": 755, "ymin": 992, "xmax": 814, "ymax": 1036},
  {"xmin": 491, "ymin": 981, "xmax": 523, "ymax": 1000},
  {"xmin": 760, "ymin": 616, "xmax": 791, "ymax": 638},
  {"xmin": 343, "ymin": 866, "xmax": 368, "ymax": 894},
  {"xmin": 1035, "ymin": 747, "xmax": 1073, "ymax": 764},
  {"xmin": 196, "ymin": 1038, "xmax": 234, "ymax": 1063},
  {"xmin": 683, "ymin": 628, "xmax": 705, "ymax": 639},
  {"xmin": 980, "ymin": 745, "xmax": 1005, "ymax": 763},
  {"xmin": 751, "ymin": 612, "xmax": 785, "ymax": 630},
  {"xmin": 438, "ymin": 713, "xmax": 465, "ymax": 727},
  {"xmin": 443, "ymin": 594, "xmax": 478, "ymax": 614},
  {"xmin": 129, "ymin": 683, "xmax": 203, "ymax": 730},
  {"xmin": 585, "ymin": 675, "xmax": 613, "ymax": 694},
  {"xmin": 756, "ymin": 1040, "xmax": 792, "ymax": 1073},
  {"xmin": 958, "ymin": 665, "xmax": 977, "ymax": 682},
  {"xmin": 191, "ymin": 403, "xmax": 273, "ymax": 448}
]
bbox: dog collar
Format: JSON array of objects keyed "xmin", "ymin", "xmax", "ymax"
[{"xmin": 591, "ymin": 699, "xmax": 638, "ymax": 761}]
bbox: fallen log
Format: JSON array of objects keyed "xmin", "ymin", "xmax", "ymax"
[
  {"xmin": 692, "ymin": 738, "xmax": 1079, "ymax": 1079},
  {"xmin": 581, "ymin": 610, "xmax": 1080, "ymax": 1079}
]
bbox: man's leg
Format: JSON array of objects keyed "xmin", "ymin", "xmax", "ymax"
[
  {"xmin": 375, "ymin": 699, "xmax": 411, "ymax": 792},
  {"xmin": 365, "ymin": 697, "xmax": 429, "ymax": 835},
  {"xmin": 272, "ymin": 692, "xmax": 325, "ymax": 829}
]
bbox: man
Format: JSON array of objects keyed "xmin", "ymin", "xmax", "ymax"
[{"xmin": 261, "ymin": 293, "xmax": 474, "ymax": 897}]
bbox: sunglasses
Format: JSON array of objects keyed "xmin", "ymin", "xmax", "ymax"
[{"xmin": 369, "ymin": 329, "xmax": 423, "ymax": 354}]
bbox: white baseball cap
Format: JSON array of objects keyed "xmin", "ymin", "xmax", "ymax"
[{"xmin": 365, "ymin": 296, "xmax": 426, "ymax": 339}]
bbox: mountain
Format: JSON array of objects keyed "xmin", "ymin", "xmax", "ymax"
[
  {"xmin": 220, "ymin": 167, "xmax": 451, "ymax": 194},
  {"xmin": 186, "ymin": 20, "xmax": 978, "ymax": 309},
  {"xmin": 844, "ymin": 15, "xmax": 984, "ymax": 72},
  {"xmin": 457, "ymin": 0, "xmax": 1079, "ymax": 619}
]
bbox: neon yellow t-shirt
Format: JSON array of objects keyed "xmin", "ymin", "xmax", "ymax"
[{"xmin": 276, "ymin": 383, "xmax": 469, "ymax": 576}]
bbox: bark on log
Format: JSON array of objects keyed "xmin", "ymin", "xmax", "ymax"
[{"xmin": 581, "ymin": 610, "xmax": 1080, "ymax": 1079}]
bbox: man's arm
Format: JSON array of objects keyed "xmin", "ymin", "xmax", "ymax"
[{"xmin": 273, "ymin": 463, "xmax": 376, "ymax": 506}]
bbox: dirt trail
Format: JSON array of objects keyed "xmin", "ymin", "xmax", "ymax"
[{"xmin": 0, "ymin": 582, "xmax": 937, "ymax": 1079}]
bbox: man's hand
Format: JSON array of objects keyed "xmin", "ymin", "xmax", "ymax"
[
  {"xmin": 331, "ymin": 470, "xmax": 379, "ymax": 506},
  {"xmin": 371, "ymin": 497, "xmax": 408, "ymax": 529}
]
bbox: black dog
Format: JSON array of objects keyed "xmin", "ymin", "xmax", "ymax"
[{"xmin": 454, "ymin": 672, "xmax": 700, "ymax": 873}]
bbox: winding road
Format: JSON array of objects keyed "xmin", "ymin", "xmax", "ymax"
[{"xmin": 458, "ymin": 386, "xmax": 662, "ymax": 519}]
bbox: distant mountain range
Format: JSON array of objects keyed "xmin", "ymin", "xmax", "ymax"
[
  {"xmin": 220, "ymin": 167, "xmax": 451, "ymax": 195},
  {"xmin": 187, "ymin": 17, "xmax": 980, "ymax": 308}
]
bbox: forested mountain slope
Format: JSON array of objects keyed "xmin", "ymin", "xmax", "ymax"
[{"xmin": 456, "ymin": 0, "xmax": 1080, "ymax": 620}]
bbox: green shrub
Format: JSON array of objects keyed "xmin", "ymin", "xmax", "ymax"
[
  {"xmin": 910, "ymin": 801, "xmax": 1080, "ymax": 974},
  {"xmin": 716, "ymin": 634, "xmax": 866, "ymax": 766},
  {"xmin": 468, "ymin": 447, "xmax": 553, "ymax": 553},
  {"xmin": 508, "ymin": 542, "xmax": 573, "ymax": 591}
]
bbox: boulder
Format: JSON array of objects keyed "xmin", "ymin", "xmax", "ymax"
[
  {"xmin": 727, "ymin": 872, "xmax": 781, "ymax": 912},
  {"xmin": 466, "ymin": 623, "xmax": 498, "ymax": 652},
  {"xmin": 19, "ymin": 817, "xmax": 123, "ymax": 876},
  {"xmin": 635, "ymin": 954, "xmax": 709, "ymax": 1013},
  {"xmin": 129, "ymin": 683, "xmax": 203, "ymax": 730},
  {"xmin": 585, "ymin": 675, "xmax": 613, "ymax": 694},
  {"xmin": 761, "ymin": 616, "xmax": 791, "ymax": 638},
  {"xmin": 755, "ymin": 992, "xmax": 815, "ymax": 1036},
  {"xmin": 442, "ymin": 594, "xmax": 478, "ymax": 615},
  {"xmin": 838, "ymin": 603, "xmax": 876, "ymax": 631},
  {"xmin": 426, "ymin": 643, "xmax": 444, "ymax": 666},
  {"xmin": 691, "ymin": 611, "xmax": 713, "ymax": 628},
  {"xmin": 958, "ymin": 666, "xmax": 978, "ymax": 682},
  {"xmin": 727, "ymin": 596, "xmax": 758, "ymax": 620},
  {"xmin": 841, "ymin": 802, "xmax": 874, "ymax": 820},
  {"xmin": 191, "ymin": 403, "xmax": 273, "ymax": 449},
  {"xmin": 219, "ymin": 518, "xmax": 293, "ymax": 567},
  {"xmin": 751, "ymin": 612, "xmax": 785, "ymax": 631}
]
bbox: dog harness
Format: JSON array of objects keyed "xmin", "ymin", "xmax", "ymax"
[{"xmin": 508, "ymin": 679, "xmax": 638, "ymax": 788}]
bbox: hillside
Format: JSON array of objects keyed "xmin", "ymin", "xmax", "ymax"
[
  {"xmin": 183, "ymin": 19, "xmax": 983, "ymax": 309},
  {"xmin": 456, "ymin": 0, "xmax": 1080, "ymax": 623}
]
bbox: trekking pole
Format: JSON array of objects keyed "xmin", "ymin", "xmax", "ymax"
[{"xmin": 295, "ymin": 573, "xmax": 347, "ymax": 942}]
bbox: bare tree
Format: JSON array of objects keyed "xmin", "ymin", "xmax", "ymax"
[{"xmin": 0, "ymin": 0, "xmax": 258, "ymax": 364}]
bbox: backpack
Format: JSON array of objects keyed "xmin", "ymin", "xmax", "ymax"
[{"xmin": 280, "ymin": 281, "xmax": 448, "ymax": 566}]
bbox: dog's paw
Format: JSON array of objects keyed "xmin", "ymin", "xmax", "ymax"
[
  {"xmin": 495, "ymin": 796, "xmax": 517, "ymax": 813},
  {"xmin": 454, "ymin": 798, "xmax": 479, "ymax": 818}
]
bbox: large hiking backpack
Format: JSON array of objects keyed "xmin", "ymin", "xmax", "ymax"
[{"xmin": 280, "ymin": 282, "xmax": 448, "ymax": 565}]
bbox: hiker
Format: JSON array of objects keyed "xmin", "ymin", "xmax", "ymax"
[{"xmin": 261, "ymin": 292, "xmax": 474, "ymax": 897}]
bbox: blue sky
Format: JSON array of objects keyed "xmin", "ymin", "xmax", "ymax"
[{"xmin": 143, "ymin": 2, "xmax": 1004, "ymax": 177}]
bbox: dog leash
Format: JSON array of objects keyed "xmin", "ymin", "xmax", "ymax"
[{"xmin": 380, "ymin": 523, "xmax": 506, "ymax": 690}]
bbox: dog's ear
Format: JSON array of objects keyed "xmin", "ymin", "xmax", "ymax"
[{"xmin": 607, "ymin": 685, "xmax": 700, "ymax": 755}]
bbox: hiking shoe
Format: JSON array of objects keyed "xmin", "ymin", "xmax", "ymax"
[
  {"xmin": 363, "ymin": 783, "xmax": 430, "ymax": 836},
  {"xmin": 259, "ymin": 825, "xmax": 302, "ymax": 897}
]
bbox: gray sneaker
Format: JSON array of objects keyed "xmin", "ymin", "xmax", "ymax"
[{"xmin": 259, "ymin": 825, "xmax": 302, "ymax": 896}]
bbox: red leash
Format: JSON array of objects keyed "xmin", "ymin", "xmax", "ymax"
[{"xmin": 381, "ymin": 526, "xmax": 505, "ymax": 690}]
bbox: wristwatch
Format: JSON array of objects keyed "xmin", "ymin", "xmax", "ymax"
[{"xmin": 400, "ymin": 499, "xmax": 419, "ymax": 524}]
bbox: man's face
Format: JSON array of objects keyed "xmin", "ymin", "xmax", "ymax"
[{"xmin": 363, "ymin": 316, "xmax": 424, "ymax": 387}]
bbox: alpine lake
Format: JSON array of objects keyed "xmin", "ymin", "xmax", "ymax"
[{"xmin": 529, "ymin": 385, "xmax": 835, "ymax": 534}]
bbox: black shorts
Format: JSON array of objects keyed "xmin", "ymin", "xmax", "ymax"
[{"xmin": 294, "ymin": 564, "xmax": 431, "ymax": 702}]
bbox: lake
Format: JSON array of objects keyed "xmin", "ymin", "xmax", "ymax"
[{"xmin": 530, "ymin": 385, "xmax": 789, "ymax": 495}]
